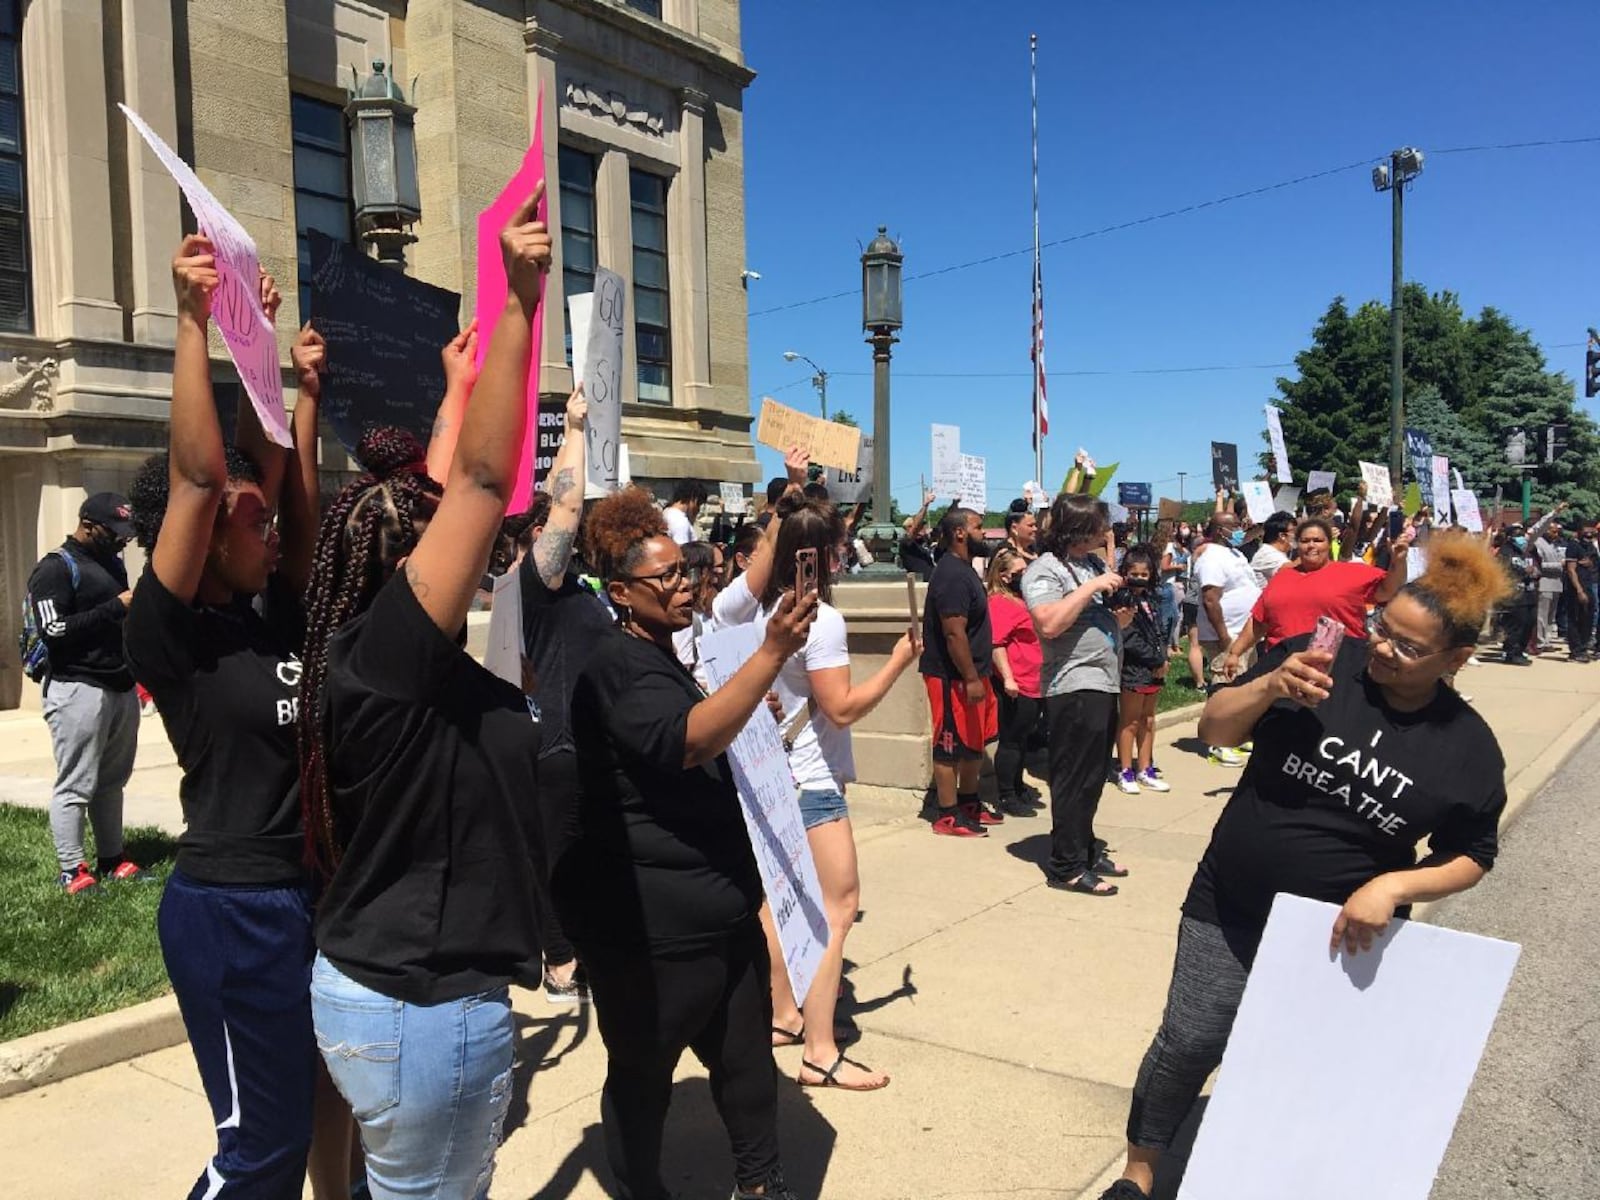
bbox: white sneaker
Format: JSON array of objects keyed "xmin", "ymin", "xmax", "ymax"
[
  {"xmin": 1208, "ymin": 746, "xmax": 1246, "ymax": 767},
  {"xmin": 1116, "ymin": 769, "xmax": 1142, "ymax": 795},
  {"xmin": 1140, "ymin": 767, "xmax": 1171, "ymax": 793}
]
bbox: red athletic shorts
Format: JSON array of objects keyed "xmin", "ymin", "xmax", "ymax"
[{"xmin": 924, "ymin": 674, "xmax": 999, "ymax": 763}]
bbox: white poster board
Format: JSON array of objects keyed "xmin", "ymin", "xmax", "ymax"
[
  {"xmin": 958, "ymin": 453, "xmax": 987, "ymax": 508},
  {"xmin": 1241, "ymin": 479, "xmax": 1275, "ymax": 524},
  {"xmin": 566, "ymin": 293, "xmax": 592, "ymax": 387},
  {"xmin": 1023, "ymin": 480, "xmax": 1050, "ymax": 511},
  {"xmin": 1264, "ymin": 406, "xmax": 1292, "ymax": 482},
  {"xmin": 1272, "ymin": 484, "xmax": 1301, "ymax": 514},
  {"xmin": 696, "ymin": 624, "xmax": 829, "ymax": 1005},
  {"xmin": 1358, "ymin": 460, "xmax": 1394, "ymax": 508},
  {"xmin": 1305, "ymin": 469, "xmax": 1337, "ymax": 497},
  {"xmin": 931, "ymin": 424, "xmax": 962, "ymax": 496},
  {"xmin": 719, "ymin": 482, "xmax": 747, "ymax": 515},
  {"xmin": 577, "ymin": 268, "xmax": 625, "ymax": 493},
  {"xmin": 482, "ymin": 569, "xmax": 523, "ymax": 687},
  {"xmin": 828, "ymin": 435, "xmax": 874, "ymax": 504},
  {"xmin": 1430, "ymin": 456, "xmax": 1452, "ymax": 521},
  {"xmin": 1179, "ymin": 894, "xmax": 1518, "ymax": 1200},
  {"xmin": 1451, "ymin": 488, "xmax": 1484, "ymax": 533}
]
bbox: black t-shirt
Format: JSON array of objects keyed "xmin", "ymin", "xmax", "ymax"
[
  {"xmin": 1566, "ymin": 537, "xmax": 1599, "ymax": 591},
  {"xmin": 919, "ymin": 553, "xmax": 992, "ymax": 678},
  {"xmin": 1184, "ymin": 635, "xmax": 1504, "ymax": 935},
  {"xmin": 561, "ymin": 628, "xmax": 762, "ymax": 951},
  {"xmin": 314, "ymin": 573, "xmax": 543, "ymax": 1005},
  {"xmin": 31, "ymin": 539, "xmax": 133, "ymax": 690},
  {"xmin": 518, "ymin": 558, "xmax": 615, "ymax": 758},
  {"xmin": 124, "ymin": 568, "xmax": 304, "ymax": 884},
  {"xmin": 901, "ymin": 536, "xmax": 936, "ymax": 582},
  {"xmin": 1500, "ymin": 542, "xmax": 1539, "ymax": 605}
]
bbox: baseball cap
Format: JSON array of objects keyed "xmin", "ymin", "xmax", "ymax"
[{"xmin": 80, "ymin": 492, "xmax": 135, "ymax": 539}]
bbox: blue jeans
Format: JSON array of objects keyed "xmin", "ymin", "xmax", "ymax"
[{"xmin": 311, "ymin": 954, "xmax": 514, "ymax": 1200}]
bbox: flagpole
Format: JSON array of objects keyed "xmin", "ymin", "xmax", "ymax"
[{"xmin": 1030, "ymin": 32, "xmax": 1044, "ymax": 488}]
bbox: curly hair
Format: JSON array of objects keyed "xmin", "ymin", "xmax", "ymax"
[
  {"xmin": 298, "ymin": 425, "xmax": 441, "ymax": 876},
  {"xmin": 1400, "ymin": 531, "xmax": 1513, "ymax": 648},
  {"xmin": 584, "ymin": 486, "xmax": 669, "ymax": 582},
  {"xmin": 761, "ymin": 496, "xmax": 845, "ymax": 609},
  {"xmin": 127, "ymin": 445, "xmax": 264, "ymax": 554}
]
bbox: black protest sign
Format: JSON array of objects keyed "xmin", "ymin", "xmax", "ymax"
[
  {"xmin": 307, "ymin": 232, "xmax": 462, "ymax": 454},
  {"xmin": 532, "ymin": 408, "xmax": 565, "ymax": 492},
  {"xmin": 1211, "ymin": 442, "xmax": 1239, "ymax": 493}
]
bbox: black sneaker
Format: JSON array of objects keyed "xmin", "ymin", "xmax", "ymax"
[
  {"xmin": 1021, "ymin": 784, "xmax": 1046, "ymax": 808},
  {"xmin": 995, "ymin": 794, "xmax": 1037, "ymax": 818},
  {"xmin": 1097, "ymin": 1180, "xmax": 1149, "ymax": 1200},
  {"xmin": 918, "ymin": 790, "xmax": 941, "ymax": 822},
  {"xmin": 732, "ymin": 1167, "xmax": 799, "ymax": 1200}
]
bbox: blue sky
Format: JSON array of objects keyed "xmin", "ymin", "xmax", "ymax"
[{"xmin": 739, "ymin": 1, "xmax": 1600, "ymax": 510}]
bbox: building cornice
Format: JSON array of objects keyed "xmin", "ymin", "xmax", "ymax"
[{"xmin": 528, "ymin": 0, "xmax": 757, "ymax": 89}]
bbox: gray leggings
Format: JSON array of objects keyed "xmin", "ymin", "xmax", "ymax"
[
  {"xmin": 42, "ymin": 679, "xmax": 139, "ymax": 871},
  {"xmin": 1126, "ymin": 917, "xmax": 1260, "ymax": 1150}
]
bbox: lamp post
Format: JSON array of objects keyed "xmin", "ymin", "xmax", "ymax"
[
  {"xmin": 346, "ymin": 61, "xmax": 422, "ymax": 269},
  {"xmin": 1371, "ymin": 146, "xmax": 1424, "ymax": 490},
  {"xmin": 782, "ymin": 350, "xmax": 829, "ymax": 419},
  {"xmin": 857, "ymin": 226, "xmax": 903, "ymax": 574}
]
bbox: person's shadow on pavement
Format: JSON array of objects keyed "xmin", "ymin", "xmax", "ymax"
[{"xmin": 504, "ymin": 998, "xmax": 592, "ymax": 1140}]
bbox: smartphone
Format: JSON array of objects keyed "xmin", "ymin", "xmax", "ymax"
[
  {"xmin": 796, "ymin": 548, "xmax": 819, "ymax": 597},
  {"xmin": 1387, "ymin": 508, "xmax": 1405, "ymax": 539},
  {"xmin": 1309, "ymin": 614, "xmax": 1346, "ymax": 659}
]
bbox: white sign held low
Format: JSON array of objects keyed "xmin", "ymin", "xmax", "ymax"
[{"xmin": 1358, "ymin": 460, "xmax": 1394, "ymax": 508}]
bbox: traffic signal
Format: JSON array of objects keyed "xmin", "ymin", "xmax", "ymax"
[{"xmin": 1587, "ymin": 347, "xmax": 1600, "ymax": 400}]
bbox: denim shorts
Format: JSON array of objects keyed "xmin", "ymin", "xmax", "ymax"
[{"xmin": 798, "ymin": 787, "xmax": 849, "ymax": 830}]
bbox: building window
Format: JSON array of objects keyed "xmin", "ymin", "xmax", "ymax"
[
  {"xmin": 623, "ymin": 0, "xmax": 663, "ymax": 17},
  {"xmin": 290, "ymin": 94, "xmax": 353, "ymax": 318},
  {"xmin": 630, "ymin": 169, "xmax": 671, "ymax": 405},
  {"xmin": 558, "ymin": 145, "xmax": 596, "ymax": 367},
  {"xmin": 0, "ymin": 0, "xmax": 30, "ymax": 332}
]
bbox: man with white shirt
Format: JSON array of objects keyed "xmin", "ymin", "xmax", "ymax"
[
  {"xmin": 1248, "ymin": 511, "xmax": 1294, "ymax": 588},
  {"xmin": 1195, "ymin": 511, "xmax": 1261, "ymax": 767},
  {"xmin": 662, "ymin": 479, "xmax": 708, "ymax": 545}
]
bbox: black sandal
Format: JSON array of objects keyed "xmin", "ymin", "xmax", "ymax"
[
  {"xmin": 1048, "ymin": 870, "xmax": 1119, "ymax": 897},
  {"xmin": 770, "ymin": 1024, "xmax": 805, "ymax": 1047},
  {"xmin": 1093, "ymin": 854, "xmax": 1130, "ymax": 878},
  {"xmin": 798, "ymin": 1050, "xmax": 889, "ymax": 1091}
]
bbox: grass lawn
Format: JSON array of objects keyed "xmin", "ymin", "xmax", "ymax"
[
  {"xmin": 1156, "ymin": 638, "xmax": 1208, "ymax": 714},
  {"xmin": 0, "ymin": 804, "xmax": 176, "ymax": 1042}
]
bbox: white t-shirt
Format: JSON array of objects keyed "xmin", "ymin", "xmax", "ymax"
[
  {"xmin": 711, "ymin": 574, "xmax": 760, "ymax": 628},
  {"xmin": 663, "ymin": 505, "xmax": 695, "ymax": 545},
  {"xmin": 1194, "ymin": 544, "xmax": 1262, "ymax": 642},
  {"xmin": 758, "ymin": 600, "xmax": 854, "ymax": 792},
  {"xmin": 1250, "ymin": 543, "xmax": 1290, "ymax": 589}
]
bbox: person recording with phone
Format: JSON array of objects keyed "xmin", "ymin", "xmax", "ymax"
[{"xmin": 1111, "ymin": 545, "xmax": 1170, "ymax": 795}]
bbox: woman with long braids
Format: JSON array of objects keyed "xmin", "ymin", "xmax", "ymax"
[
  {"xmin": 123, "ymin": 240, "xmax": 335, "ymax": 1198},
  {"xmin": 560, "ymin": 486, "xmax": 817, "ymax": 1200},
  {"xmin": 297, "ymin": 189, "xmax": 552, "ymax": 1198},
  {"xmin": 1096, "ymin": 533, "xmax": 1511, "ymax": 1200}
]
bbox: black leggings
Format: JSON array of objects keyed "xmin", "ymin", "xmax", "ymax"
[
  {"xmin": 995, "ymin": 691, "xmax": 1042, "ymax": 799},
  {"xmin": 1502, "ymin": 602, "xmax": 1535, "ymax": 658},
  {"xmin": 580, "ymin": 921, "xmax": 779, "ymax": 1199},
  {"xmin": 1044, "ymin": 690, "xmax": 1117, "ymax": 878},
  {"xmin": 534, "ymin": 751, "xmax": 581, "ymax": 967}
]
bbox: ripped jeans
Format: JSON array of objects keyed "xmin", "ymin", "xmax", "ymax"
[{"xmin": 311, "ymin": 953, "xmax": 514, "ymax": 1200}]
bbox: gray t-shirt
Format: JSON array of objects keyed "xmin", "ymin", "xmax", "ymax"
[{"xmin": 1022, "ymin": 552, "xmax": 1121, "ymax": 696}]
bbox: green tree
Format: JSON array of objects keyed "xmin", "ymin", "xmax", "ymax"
[
  {"xmin": 1471, "ymin": 340, "xmax": 1600, "ymax": 513},
  {"xmin": 830, "ymin": 411, "xmax": 858, "ymax": 427},
  {"xmin": 1400, "ymin": 384, "xmax": 1497, "ymax": 491}
]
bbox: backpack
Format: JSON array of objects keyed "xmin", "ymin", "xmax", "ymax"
[{"xmin": 19, "ymin": 549, "xmax": 80, "ymax": 683}]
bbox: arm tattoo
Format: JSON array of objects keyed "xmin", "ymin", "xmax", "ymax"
[
  {"xmin": 533, "ymin": 527, "xmax": 577, "ymax": 587},
  {"xmin": 431, "ymin": 415, "xmax": 449, "ymax": 438},
  {"xmin": 550, "ymin": 467, "xmax": 577, "ymax": 505},
  {"xmin": 403, "ymin": 561, "xmax": 431, "ymax": 599}
]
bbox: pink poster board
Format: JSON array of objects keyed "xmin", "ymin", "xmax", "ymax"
[{"xmin": 473, "ymin": 92, "xmax": 548, "ymax": 514}]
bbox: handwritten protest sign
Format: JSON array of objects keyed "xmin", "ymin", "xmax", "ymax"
[
  {"xmin": 1210, "ymin": 442, "xmax": 1239, "ymax": 493},
  {"xmin": 719, "ymin": 482, "xmax": 747, "ymax": 515},
  {"xmin": 307, "ymin": 232, "xmax": 461, "ymax": 453},
  {"xmin": 1358, "ymin": 460, "xmax": 1394, "ymax": 507},
  {"xmin": 958, "ymin": 454, "xmax": 987, "ymax": 507},
  {"xmin": 578, "ymin": 268, "xmax": 625, "ymax": 493},
  {"xmin": 1405, "ymin": 427, "xmax": 1435, "ymax": 508},
  {"xmin": 121, "ymin": 104, "xmax": 289, "ymax": 447},
  {"xmin": 1023, "ymin": 480, "xmax": 1051, "ymax": 511},
  {"xmin": 828, "ymin": 436, "xmax": 873, "ymax": 504},
  {"xmin": 755, "ymin": 397, "xmax": 861, "ymax": 471},
  {"xmin": 931, "ymin": 424, "xmax": 962, "ymax": 496},
  {"xmin": 1179, "ymin": 895, "xmax": 1518, "ymax": 1200},
  {"xmin": 1430, "ymin": 456, "xmax": 1451, "ymax": 521},
  {"xmin": 1451, "ymin": 488, "xmax": 1483, "ymax": 532},
  {"xmin": 1241, "ymin": 480, "xmax": 1276, "ymax": 524},
  {"xmin": 1272, "ymin": 484, "xmax": 1301, "ymax": 514},
  {"xmin": 531, "ymin": 409, "xmax": 565, "ymax": 492},
  {"xmin": 474, "ymin": 90, "xmax": 547, "ymax": 513},
  {"xmin": 1158, "ymin": 497, "xmax": 1184, "ymax": 520},
  {"xmin": 482, "ymin": 570, "xmax": 523, "ymax": 687},
  {"xmin": 1265, "ymin": 406, "xmax": 1292, "ymax": 482},
  {"xmin": 1305, "ymin": 469, "xmax": 1337, "ymax": 496},
  {"xmin": 697, "ymin": 624, "xmax": 829, "ymax": 1004}
]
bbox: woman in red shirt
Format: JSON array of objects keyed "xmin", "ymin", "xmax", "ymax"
[
  {"xmin": 1223, "ymin": 516, "xmax": 1413, "ymax": 677},
  {"xmin": 987, "ymin": 546, "xmax": 1045, "ymax": 818}
]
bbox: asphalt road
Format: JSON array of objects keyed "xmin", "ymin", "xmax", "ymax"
[{"xmin": 1430, "ymin": 728, "xmax": 1600, "ymax": 1199}]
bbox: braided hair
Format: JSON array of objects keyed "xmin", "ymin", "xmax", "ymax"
[{"xmin": 298, "ymin": 425, "xmax": 441, "ymax": 876}]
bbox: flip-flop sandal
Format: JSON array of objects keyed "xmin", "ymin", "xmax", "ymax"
[
  {"xmin": 1093, "ymin": 854, "xmax": 1130, "ymax": 878},
  {"xmin": 771, "ymin": 1025, "xmax": 805, "ymax": 1047},
  {"xmin": 1050, "ymin": 870, "xmax": 1119, "ymax": 897},
  {"xmin": 799, "ymin": 1050, "xmax": 890, "ymax": 1092}
]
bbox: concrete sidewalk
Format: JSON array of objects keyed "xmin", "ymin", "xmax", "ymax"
[{"xmin": 3, "ymin": 652, "xmax": 1597, "ymax": 1199}]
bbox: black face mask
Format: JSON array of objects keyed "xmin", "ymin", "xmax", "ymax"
[{"xmin": 85, "ymin": 526, "xmax": 126, "ymax": 560}]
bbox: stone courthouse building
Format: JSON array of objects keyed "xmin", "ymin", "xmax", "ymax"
[{"xmin": 0, "ymin": 0, "xmax": 758, "ymax": 708}]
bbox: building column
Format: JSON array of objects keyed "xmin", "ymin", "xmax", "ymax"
[
  {"xmin": 119, "ymin": 0, "xmax": 181, "ymax": 347},
  {"xmin": 22, "ymin": 0, "xmax": 125, "ymax": 341},
  {"xmin": 670, "ymin": 87, "xmax": 712, "ymax": 410},
  {"xmin": 524, "ymin": 23, "xmax": 568, "ymax": 390},
  {"xmin": 595, "ymin": 148, "xmax": 636, "ymax": 403}
]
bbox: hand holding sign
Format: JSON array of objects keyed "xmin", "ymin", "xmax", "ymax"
[
  {"xmin": 501, "ymin": 183, "xmax": 552, "ymax": 307},
  {"xmin": 258, "ymin": 269, "xmax": 282, "ymax": 326},
  {"xmin": 441, "ymin": 319, "xmax": 480, "ymax": 394},
  {"xmin": 172, "ymin": 235, "xmax": 220, "ymax": 322},
  {"xmin": 564, "ymin": 384, "xmax": 587, "ymax": 433},
  {"xmin": 290, "ymin": 324, "xmax": 325, "ymax": 398}
]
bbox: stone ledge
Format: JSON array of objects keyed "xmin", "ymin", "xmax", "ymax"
[{"xmin": 0, "ymin": 994, "xmax": 184, "ymax": 1099}]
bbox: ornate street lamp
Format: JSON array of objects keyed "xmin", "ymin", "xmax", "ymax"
[
  {"xmin": 346, "ymin": 61, "xmax": 422, "ymax": 269},
  {"xmin": 857, "ymin": 226, "xmax": 903, "ymax": 575}
]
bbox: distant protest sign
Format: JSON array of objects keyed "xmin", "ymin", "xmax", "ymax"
[
  {"xmin": 1241, "ymin": 480, "xmax": 1275, "ymax": 524},
  {"xmin": 1272, "ymin": 484, "xmax": 1301, "ymax": 514},
  {"xmin": 574, "ymin": 268, "xmax": 625, "ymax": 493},
  {"xmin": 756, "ymin": 398, "xmax": 860, "ymax": 470},
  {"xmin": 1405, "ymin": 427, "xmax": 1435, "ymax": 508},
  {"xmin": 1265, "ymin": 406, "xmax": 1292, "ymax": 482},
  {"xmin": 958, "ymin": 454, "xmax": 987, "ymax": 508},
  {"xmin": 931, "ymin": 424, "xmax": 962, "ymax": 496},
  {"xmin": 1305, "ymin": 470, "xmax": 1337, "ymax": 497},
  {"xmin": 1211, "ymin": 442, "xmax": 1239, "ymax": 494},
  {"xmin": 828, "ymin": 436, "xmax": 873, "ymax": 504},
  {"xmin": 719, "ymin": 482, "xmax": 747, "ymax": 515},
  {"xmin": 308, "ymin": 232, "xmax": 461, "ymax": 454},
  {"xmin": 1451, "ymin": 489, "xmax": 1483, "ymax": 533},
  {"xmin": 697, "ymin": 624, "xmax": 829, "ymax": 1004},
  {"xmin": 1158, "ymin": 497, "xmax": 1184, "ymax": 520},
  {"xmin": 1359, "ymin": 461, "xmax": 1395, "ymax": 507},
  {"xmin": 1431, "ymin": 456, "xmax": 1452, "ymax": 521},
  {"xmin": 121, "ymin": 104, "xmax": 289, "ymax": 447}
]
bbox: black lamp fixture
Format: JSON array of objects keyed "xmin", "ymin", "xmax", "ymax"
[
  {"xmin": 855, "ymin": 226, "xmax": 904, "ymax": 576},
  {"xmin": 346, "ymin": 61, "xmax": 421, "ymax": 269}
]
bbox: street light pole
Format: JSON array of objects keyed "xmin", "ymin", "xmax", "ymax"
[
  {"xmin": 782, "ymin": 350, "xmax": 829, "ymax": 420},
  {"xmin": 856, "ymin": 227, "xmax": 904, "ymax": 576},
  {"xmin": 1372, "ymin": 147, "xmax": 1423, "ymax": 491},
  {"xmin": 1176, "ymin": 471, "xmax": 1187, "ymax": 503}
]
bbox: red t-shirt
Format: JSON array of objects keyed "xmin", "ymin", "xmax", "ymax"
[
  {"xmin": 1250, "ymin": 561, "xmax": 1387, "ymax": 646},
  {"xmin": 988, "ymin": 593, "xmax": 1042, "ymax": 698}
]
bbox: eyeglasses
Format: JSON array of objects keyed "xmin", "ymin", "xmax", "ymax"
[
  {"xmin": 1365, "ymin": 610, "xmax": 1444, "ymax": 663},
  {"xmin": 623, "ymin": 563, "xmax": 687, "ymax": 590}
]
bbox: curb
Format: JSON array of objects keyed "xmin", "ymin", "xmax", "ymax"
[
  {"xmin": 1069, "ymin": 688, "xmax": 1600, "ymax": 1200},
  {"xmin": 0, "ymin": 994, "xmax": 184, "ymax": 1099},
  {"xmin": 1153, "ymin": 700, "xmax": 1205, "ymax": 731}
]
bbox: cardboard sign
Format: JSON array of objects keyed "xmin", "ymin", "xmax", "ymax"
[
  {"xmin": 577, "ymin": 268, "xmax": 625, "ymax": 493},
  {"xmin": 1179, "ymin": 895, "xmax": 1518, "ymax": 1200},
  {"xmin": 1272, "ymin": 484, "xmax": 1301, "ymax": 514},
  {"xmin": 1211, "ymin": 442, "xmax": 1239, "ymax": 494},
  {"xmin": 482, "ymin": 569, "xmax": 523, "ymax": 687},
  {"xmin": 473, "ymin": 90, "xmax": 547, "ymax": 514},
  {"xmin": 121, "ymin": 104, "xmax": 289, "ymax": 447},
  {"xmin": 828, "ymin": 435, "xmax": 874, "ymax": 504},
  {"xmin": 1451, "ymin": 488, "xmax": 1484, "ymax": 533},
  {"xmin": 1265, "ymin": 406, "xmax": 1292, "ymax": 482},
  {"xmin": 1305, "ymin": 469, "xmax": 1337, "ymax": 497},
  {"xmin": 697, "ymin": 624, "xmax": 829, "ymax": 1005},
  {"xmin": 1359, "ymin": 460, "xmax": 1394, "ymax": 507},
  {"xmin": 1158, "ymin": 497, "xmax": 1184, "ymax": 521},
  {"xmin": 755, "ymin": 397, "xmax": 861, "ymax": 471},
  {"xmin": 931, "ymin": 424, "xmax": 962, "ymax": 496},
  {"xmin": 1405, "ymin": 427, "xmax": 1435, "ymax": 508},
  {"xmin": 1241, "ymin": 480, "xmax": 1276, "ymax": 524},
  {"xmin": 958, "ymin": 453, "xmax": 987, "ymax": 508},
  {"xmin": 306, "ymin": 232, "xmax": 461, "ymax": 454},
  {"xmin": 1430, "ymin": 456, "xmax": 1452, "ymax": 522},
  {"xmin": 719, "ymin": 482, "xmax": 747, "ymax": 515}
]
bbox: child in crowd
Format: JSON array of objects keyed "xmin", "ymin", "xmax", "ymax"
[{"xmin": 1114, "ymin": 545, "xmax": 1171, "ymax": 794}]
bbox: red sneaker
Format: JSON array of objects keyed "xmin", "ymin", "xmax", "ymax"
[
  {"xmin": 58, "ymin": 863, "xmax": 99, "ymax": 894},
  {"xmin": 931, "ymin": 811, "xmax": 987, "ymax": 838},
  {"xmin": 961, "ymin": 801, "xmax": 1004, "ymax": 827},
  {"xmin": 103, "ymin": 859, "xmax": 150, "ymax": 883}
]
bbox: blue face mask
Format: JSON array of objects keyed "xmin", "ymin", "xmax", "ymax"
[
  {"xmin": 1228, "ymin": 529, "xmax": 1246, "ymax": 548},
  {"xmin": 1511, "ymin": 536, "xmax": 1527, "ymax": 550}
]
